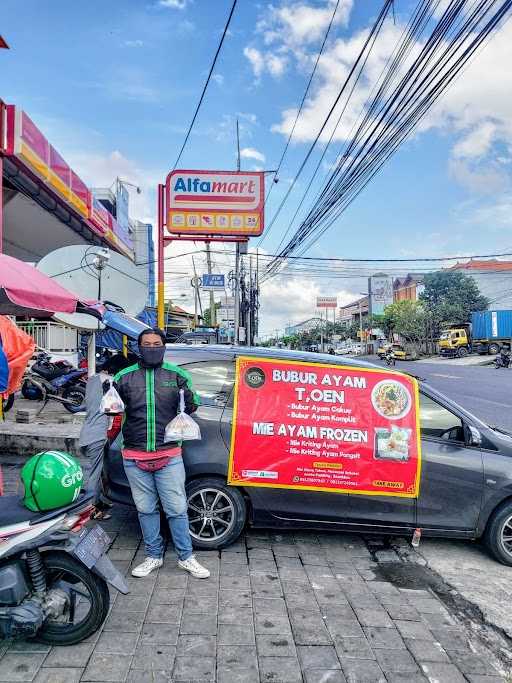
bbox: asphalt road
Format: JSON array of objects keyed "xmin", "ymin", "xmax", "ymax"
[{"xmin": 371, "ymin": 357, "xmax": 512, "ymax": 431}]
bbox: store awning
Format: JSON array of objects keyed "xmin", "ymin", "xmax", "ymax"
[{"xmin": 0, "ymin": 253, "xmax": 98, "ymax": 318}]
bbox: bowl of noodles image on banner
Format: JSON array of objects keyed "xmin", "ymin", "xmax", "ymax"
[{"xmin": 371, "ymin": 379, "xmax": 412, "ymax": 420}]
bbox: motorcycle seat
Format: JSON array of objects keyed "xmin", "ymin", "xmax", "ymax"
[{"xmin": 0, "ymin": 493, "xmax": 94, "ymax": 526}]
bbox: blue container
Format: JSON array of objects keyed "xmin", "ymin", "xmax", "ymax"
[{"xmin": 472, "ymin": 310, "xmax": 512, "ymax": 339}]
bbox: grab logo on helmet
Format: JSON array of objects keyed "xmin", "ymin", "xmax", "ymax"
[{"xmin": 61, "ymin": 470, "xmax": 83, "ymax": 487}]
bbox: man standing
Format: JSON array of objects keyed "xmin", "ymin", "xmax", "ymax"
[{"xmin": 114, "ymin": 328, "xmax": 209, "ymax": 579}]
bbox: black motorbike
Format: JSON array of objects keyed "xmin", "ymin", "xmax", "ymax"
[
  {"xmin": 385, "ymin": 350, "xmax": 396, "ymax": 367},
  {"xmin": 21, "ymin": 352, "xmax": 87, "ymax": 413},
  {"xmin": 494, "ymin": 350, "xmax": 511, "ymax": 369},
  {"xmin": 0, "ymin": 494, "xmax": 128, "ymax": 645}
]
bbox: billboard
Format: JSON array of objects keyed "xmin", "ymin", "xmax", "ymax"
[
  {"xmin": 202, "ymin": 274, "xmax": 225, "ymax": 291},
  {"xmin": 166, "ymin": 170, "xmax": 264, "ymax": 237},
  {"xmin": 228, "ymin": 356, "xmax": 421, "ymax": 498},
  {"xmin": 317, "ymin": 296, "xmax": 338, "ymax": 309},
  {"xmin": 370, "ymin": 275, "xmax": 394, "ymax": 315},
  {"xmin": 116, "ymin": 182, "xmax": 130, "ymax": 236}
]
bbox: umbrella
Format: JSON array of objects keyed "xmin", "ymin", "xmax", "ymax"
[{"xmin": 0, "ymin": 253, "xmax": 100, "ymax": 318}]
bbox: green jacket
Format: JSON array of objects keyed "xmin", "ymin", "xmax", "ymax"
[{"xmin": 114, "ymin": 361, "xmax": 199, "ymax": 452}]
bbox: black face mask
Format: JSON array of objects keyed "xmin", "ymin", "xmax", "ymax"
[{"xmin": 139, "ymin": 346, "xmax": 165, "ymax": 368}]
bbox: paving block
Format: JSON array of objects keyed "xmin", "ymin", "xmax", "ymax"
[
  {"xmin": 145, "ymin": 602, "xmax": 181, "ymax": 623},
  {"xmin": 131, "ymin": 644, "xmax": 176, "ymax": 670},
  {"xmin": 354, "ymin": 608, "xmax": 394, "ymax": 628},
  {"xmin": 219, "ymin": 589, "xmax": 252, "ymax": 609},
  {"xmin": 420, "ymin": 662, "xmax": 467, "ymax": 683},
  {"xmin": 43, "ymin": 643, "xmax": 94, "ymax": 667},
  {"xmin": 33, "ymin": 668, "xmax": 83, "ymax": 683},
  {"xmin": 259, "ymin": 656, "xmax": 302, "ymax": 682},
  {"xmin": 386, "ymin": 604, "xmax": 422, "ymax": 622},
  {"xmin": 172, "ymin": 655, "xmax": 215, "ymax": 681},
  {"xmin": 304, "ymin": 671, "xmax": 347, "ymax": 683},
  {"xmin": 95, "ymin": 631, "xmax": 139, "ymax": 654},
  {"xmin": 139, "ymin": 622, "xmax": 179, "ymax": 645},
  {"xmin": 220, "ymin": 606, "xmax": 255, "ymax": 625},
  {"xmin": 253, "ymin": 597, "xmax": 288, "ymax": 616},
  {"xmin": 217, "ymin": 664, "xmax": 260, "ymax": 683},
  {"xmin": 217, "ymin": 645, "xmax": 258, "ymax": 667},
  {"xmin": 82, "ymin": 652, "xmax": 132, "ymax": 682},
  {"xmin": 103, "ymin": 610, "xmax": 145, "ymax": 633},
  {"xmin": 334, "ymin": 636, "xmax": 375, "ymax": 660},
  {"xmin": 289, "ymin": 609, "xmax": 333, "ymax": 645},
  {"xmin": 176, "ymin": 635, "xmax": 216, "ymax": 658},
  {"xmin": 364, "ymin": 626, "xmax": 406, "ymax": 649},
  {"xmin": 325, "ymin": 616, "xmax": 364, "ymax": 639},
  {"xmin": 182, "ymin": 594, "xmax": 218, "ymax": 614},
  {"xmin": 448, "ymin": 652, "xmax": 498, "ymax": 675},
  {"xmin": 430, "ymin": 628, "xmax": 471, "ymax": 652},
  {"xmin": 218, "ymin": 622, "xmax": 256, "ymax": 645},
  {"xmin": 405, "ymin": 638, "xmax": 450, "ymax": 663},
  {"xmin": 375, "ymin": 648, "xmax": 419, "ymax": 673},
  {"xmin": 255, "ymin": 613, "xmax": 293, "ymax": 635},
  {"xmin": 180, "ymin": 612, "xmax": 217, "ymax": 635},
  {"xmin": 394, "ymin": 620, "xmax": 434, "ymax": 641},
  {"xmin": 126, "ymin": 671, "xmax": 171, "ymax": 683},
  {"xmin": 341, "ymin": 659, "xmax": 386, "ymax": 683},
  {"xmin": 0, "ymin": 653, "xmax": 47, "ymax": 682},
  {"xmin": 297, "ymin": 645, "xmax": 341, "ymax": 671},
  {"xmin": 256, "ymin": 634, "xmax": 296, "ymax": 657}
]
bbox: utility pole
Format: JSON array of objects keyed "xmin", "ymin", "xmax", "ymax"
[
  {"xmin": 233, "ymin": 118, "xmax": 241, "ymax": 345},
  {"xmin": 205, "ymin": 243, "xmax": 216, "ymax": 327},
  {"xmin": 191, "ymin": 256, "xmax": 203, "ymax": 328}
]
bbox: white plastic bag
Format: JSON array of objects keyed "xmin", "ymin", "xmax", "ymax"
[
  {"xmin": 99, "ymin": 381, "xmax": 125, "ymax": 415},
  {"xmin": 165, "ymin": 389, "xmax": 201, "ymax": 441}
]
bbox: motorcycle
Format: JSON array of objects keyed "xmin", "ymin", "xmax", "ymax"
[
  {"xmin": 0, "ymin": 493, "xmax": 128, "ymax": 644},
  {"xmin": 494, "ymin": 351, "xmax": 511, "ymax": 369},
  {"xmin": 22, "ymin": 352, "xmax": 87, "ymax": 413},
  {"xmin": 385, "ymin": 350, "xmax": 396, "ymax": 367}
]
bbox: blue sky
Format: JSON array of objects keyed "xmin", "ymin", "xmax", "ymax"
[{"xmin": 1, "ymin": 0, "xmax": 512, "ymax": 333}]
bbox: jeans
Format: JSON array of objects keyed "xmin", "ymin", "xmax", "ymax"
[{"xmin": 123, "ymin": 456, "xmax": 193, "ymax": 561}]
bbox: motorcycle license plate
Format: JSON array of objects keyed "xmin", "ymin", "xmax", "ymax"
[{"xmin": 72, "ymin": 525, "xmax": 111, "ymax": 569}]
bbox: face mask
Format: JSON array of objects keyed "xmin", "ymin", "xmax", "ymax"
[{"xmin": 139, "ymin": 346, "xmax": 165, "ymax": 368}]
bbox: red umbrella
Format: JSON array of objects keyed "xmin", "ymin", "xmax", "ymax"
[{"xmin": 0, "ymin": 253, "xmax": 99, "ymax": 317}]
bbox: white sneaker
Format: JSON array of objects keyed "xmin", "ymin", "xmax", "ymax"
[
  {"xmin": 178, "ymin": 555, "xmax": 210, "ymax": 579},
  {"xmin": 131, "ymin": 557, "xmax": 163, "ymax": 577}
]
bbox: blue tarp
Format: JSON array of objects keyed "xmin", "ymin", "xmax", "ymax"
[{"xmin": 0, "ymin": 341, "xmax": 8, "ymax": 393}]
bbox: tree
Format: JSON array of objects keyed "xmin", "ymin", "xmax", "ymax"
[
  {"xmin": 202, "ymin": 302, "xmax": 221, "ymax": 326},
  {"xmin": 382, "ymin": 300, "xmax": 429, "ymax": 354},
  {"xmin": 419, "ymin": 271, "xmax": 488, "ymax": 335}
]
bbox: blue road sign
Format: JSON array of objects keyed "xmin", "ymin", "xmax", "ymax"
[{"xmin": 202, "ymin": 274, "xmax": 225, "ymax": 291}]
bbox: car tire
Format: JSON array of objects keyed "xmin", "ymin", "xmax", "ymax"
[
  {"xmin": 485, "ymin": 501, "xmax": 512, "ymax": 566},
  {"xmin": 186, "ymin": 477, "xmax": 247, "ymax": 550},
  {"xmin": 488, "ymin": 343, "xmax": 500, "ymax": 356},
  {"xmin": 457, "ymin": 347, "xmax": 469, "ymax": 358}
]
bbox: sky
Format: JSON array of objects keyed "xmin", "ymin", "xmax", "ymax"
[{"xmin": 1, "ymin": 0, "xmax": 512, "ymax": 335}]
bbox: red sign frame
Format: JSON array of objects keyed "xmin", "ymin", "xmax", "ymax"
[{"xmin": 228, "ymin": 356, "xmax": 422, "ymax": 498}]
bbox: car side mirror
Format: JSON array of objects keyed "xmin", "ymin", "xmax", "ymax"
[{"xmin": 464, "ymin": 424, "xmax": 482, "ymax": 448}]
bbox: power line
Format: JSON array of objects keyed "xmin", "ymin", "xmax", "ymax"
[
  {"xmin": 258, "ymin": 0, "xmax": 341, "ymax": 247},
  {"xmin": 172, "ymin": 0, "xmax": 238, "ymax": 170}
]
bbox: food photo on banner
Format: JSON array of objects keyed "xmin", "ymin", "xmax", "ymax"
[{"xmin": 228, "ymin": 357, "xmax": 421, "ymax": 498}]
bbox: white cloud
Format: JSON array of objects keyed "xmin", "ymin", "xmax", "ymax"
[
  {"xmin": 448, "ymin": 158, "xmax": 509, "ymax": 195},
  {"xmin": 124, "ymin": 39, "xmax": 144, "ymax": 48},
  {"xmin": 244, "ymin": 47, "xmax": 265, "ymax": 79},
  {"xmin": 159, "ymin": 0, "xmax": 190, "ymax": 9},
  {"xmin": 212, "ymin": 73, "xmax": 224, "ymax": 86},
  {"xmin": 240, "ymin": 147, "xmax": 266, "ymax": 163}
]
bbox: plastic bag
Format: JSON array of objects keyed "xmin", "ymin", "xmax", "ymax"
[
  {"xmin": 99, "ymin": 381, "xmax": 125, "ymax": 415},
  {"xmin": 165, "ymin": 389, "xmax": 201, "ymax": 441}
]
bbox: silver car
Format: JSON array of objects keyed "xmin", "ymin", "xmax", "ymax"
[{"xmin": 104, "ymin": 346, "xmax": 512, "ymax": 565}]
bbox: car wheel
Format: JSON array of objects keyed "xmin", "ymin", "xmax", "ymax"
[
  {"xmin": 488, "ymin": 343, "xmax": 500, "ymax": 356},
  {"xmin": 186, "ymin": 477, "xmax": 247, "ymax": 550},
  {"xmin": 485, "ymin": 502, "xmax": 512, "ymax": 566},
  {"xmin": 457, "ymin": 347, "xmax": 468, "ymax": 358}
]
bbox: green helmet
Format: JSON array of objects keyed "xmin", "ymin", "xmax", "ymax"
[{"xmin": 21, "ymin": 451, "xmax": 83, "ymax": 512}]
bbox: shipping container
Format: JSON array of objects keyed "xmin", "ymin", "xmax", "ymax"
[{"xmin": 471, "ymin": 310, "xmax": 512, "ymax": 340}]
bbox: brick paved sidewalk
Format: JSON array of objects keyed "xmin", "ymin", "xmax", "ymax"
[{"xmin": 0, "ymin": 502, "xmax": 507, "ymax": 683}]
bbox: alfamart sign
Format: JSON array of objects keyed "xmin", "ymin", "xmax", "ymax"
[{"xmin": 166, "ymin": 170, "xmax": 264, "ymax": 237}]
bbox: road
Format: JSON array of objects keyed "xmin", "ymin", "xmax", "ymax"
[{"xmin": 371, "ymin": 357, "xmax": 512, "ymax": 431}]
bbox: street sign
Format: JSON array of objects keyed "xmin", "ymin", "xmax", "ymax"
[
  {"xmin": 166, "ymin": 170, "xmax": 264, "ymax": 237},
  {"xmin": 201, "ymin": 274, "xmax": 225, "ymax": 291},
  {"xmin": 317, "ymin": 296, "xmax": 337, "ymax": 309}
]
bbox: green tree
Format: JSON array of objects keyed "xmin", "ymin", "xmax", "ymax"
[
  {"xmin": 419, "ymin": 271, "xmax": 488, "ymax": 335},
  {"xmin": 382, "ymin": 300, "xmax": 429, "ymax": 355},
  {"xmin": 202, "ymin": 302, "xmax": 221, "ymax": 326}
]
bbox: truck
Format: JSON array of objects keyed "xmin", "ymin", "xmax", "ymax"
[{"xmin": 438, "ymin": 310, "xmax": 512, "ymax": 357}]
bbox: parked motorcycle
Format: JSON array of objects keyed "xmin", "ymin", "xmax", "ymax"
[
  {"xmin": 494, "ymin": 353, "xmax": 511, "ymax": 369},
  {"xmin": 22, "ymin": 352, "xmax": 87, "ymax": 413},
  {"xmin": 0, "ymin": 494, "xmax": 128, "ymax": 644}
]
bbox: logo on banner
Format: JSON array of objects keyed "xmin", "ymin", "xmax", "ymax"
[{"xmin": 244, "ymin": 366, "xmax": 266, "ymax": 389}]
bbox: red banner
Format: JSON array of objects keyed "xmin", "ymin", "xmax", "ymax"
[{"xmin": 228, "ymin": 356, "xmax": 421, "ymax": 498}]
